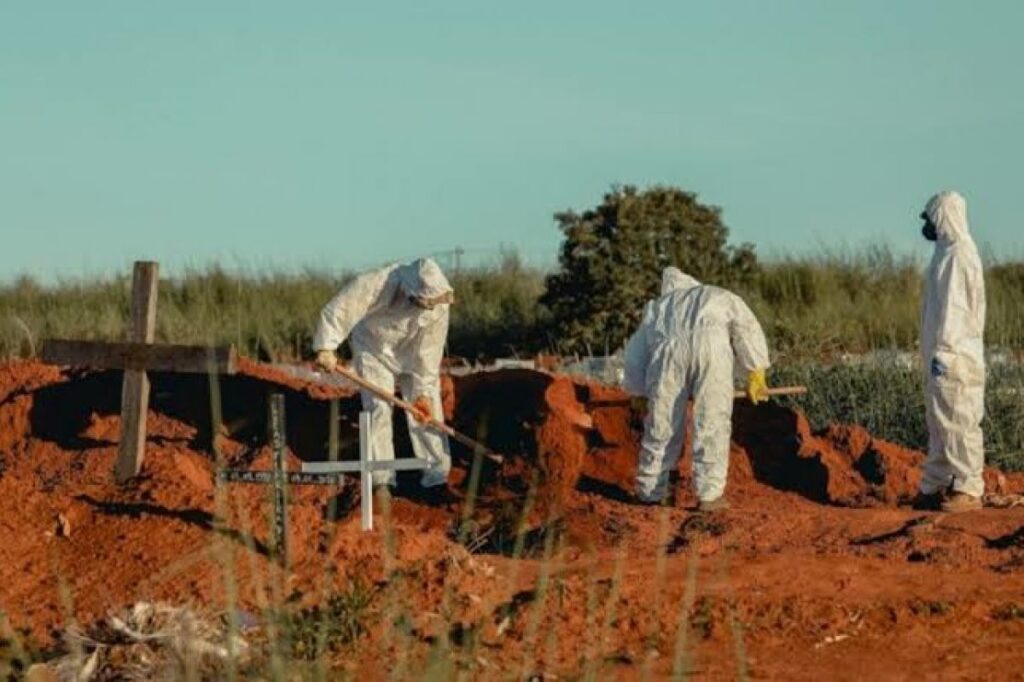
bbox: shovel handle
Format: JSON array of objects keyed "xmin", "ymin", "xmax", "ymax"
[
  {"xmin": 331, "ymin": 365, "xmax": 504, "ymax": 464},
  {"xmin": 733, "ymin": 385, "xmax": 808, "ymax": 400},
  {"xmin": 590, "ymin": 385, "xmax": 809, "ymax": 409}
]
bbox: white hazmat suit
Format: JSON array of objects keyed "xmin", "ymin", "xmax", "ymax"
[
  {"xmin": 623, "ymin": 267, "xmax": 770, "ymax": 503},
  {"xmin": 313, "ymin": 258, "xmax": 453, "ymax": 488},
  {"xmin": 920, "ymin": 191, "xmax": 986, "ymax": 498}
]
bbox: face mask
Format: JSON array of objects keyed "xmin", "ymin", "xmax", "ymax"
[
  {"xmin": 920, "ymin": 213, "xmax": 938, "ymax": 242},
  {"xmin": 408, "ymin": 295, "xmax": 436, "ymax": 311},
  {"xmin": 408, "ymin": 291, "xmax": 454, "ymax": 310}
]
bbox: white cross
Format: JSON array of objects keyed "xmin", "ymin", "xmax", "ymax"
[{"xmin": 301, "ymin": 411, "xmax": 428, "ymax": 531}]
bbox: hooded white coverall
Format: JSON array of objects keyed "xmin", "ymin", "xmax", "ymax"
[
  {"xmin": 313, "ymin": 258, "xmax": 452, "ymax": 488},
  {"xmin": 920, "ymin": 191, "xmax": 986, "ymax": 498},
  {"xmin": 623, "ymin": 267, "xmax": 770, "ymax": 503}
]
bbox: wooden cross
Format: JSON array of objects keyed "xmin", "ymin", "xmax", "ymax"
[{"xmin": 41, "ymin": 261, "xmax": 237, "ymax": 483}]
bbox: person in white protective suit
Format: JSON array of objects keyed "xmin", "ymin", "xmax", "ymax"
[
  {"xmin": 917, "ymin": 191, "xmax": 986, "ymax": 513},
  {"xmin": 622, "ymin": 267, "xmax": 771, "ymax": 511},
  {"xmin": 312, "ymin": 258, "xmax": 454, "ymax": 493}
]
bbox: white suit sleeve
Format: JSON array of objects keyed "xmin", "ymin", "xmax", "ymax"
[
  {"xmin": 930, "ymin": 253, "xmax": 984, "ymax": 374},
  {"xmin": 312, "ymin": 268, "xmax": 392, "ymax": 351},
  {"xmin": 727, "ymin": 294, "xmax": 771, "ymax": 372},
  {"xmin": 621, "ymin": 302, "xmax": 653, "ymax": 396},
  {"xmin": 410, "ymin": 307, "xmax": 449, "ymax": 398}
]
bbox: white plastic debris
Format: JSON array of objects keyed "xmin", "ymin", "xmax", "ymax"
[{"xmin": 51, "ymin": 602, "xmax": 248, "ymax": 681}]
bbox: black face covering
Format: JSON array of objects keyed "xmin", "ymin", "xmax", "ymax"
[{"xmin": 920, "ymin": 212, "xmax": 938, "ymax": 242}]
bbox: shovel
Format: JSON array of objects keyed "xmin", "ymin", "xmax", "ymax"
[
  {"xmin": 587, "ymin": 385, "xmax": 809, "ymax": 409},
  {"xmin": 268, "ymin": 362, "xmax": 505, "ymax": 464}
]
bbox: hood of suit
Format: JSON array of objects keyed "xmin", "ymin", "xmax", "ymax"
[
  {"xmin": 397, "ymin": 258, "xmax": 453, "ymax": 301},
  {"xmin": 660, "ymin": 267, "xmax": 701, "ymax": 295},
  {"xmin": 924, "ymin": 191, "xmax": 971, "ymax": 245}
]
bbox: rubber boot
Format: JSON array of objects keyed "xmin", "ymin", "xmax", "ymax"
[
  {"xmin": 911, "ymin": 491, "xmax": 943, "ymax": 511},
  {"xmin": 940, "ymin": 492, "xmax": 983, "ymax": 513}
]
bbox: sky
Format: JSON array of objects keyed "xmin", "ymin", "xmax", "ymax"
[{"xmin": 2, "ymin": 1, "xmax": 1022, "ymax": 282}]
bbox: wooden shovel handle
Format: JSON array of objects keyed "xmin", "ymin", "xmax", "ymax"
[
  {"xmin": 331, "ymin": 365, "xmax": 504, "ymax": 464},
  {"xmin": 589, "ymin": 385, "xmax": 809, "ymax": 409},
  {"xmin": 733, "ymin": 385, "xmax": 809, "ymax": 399}
]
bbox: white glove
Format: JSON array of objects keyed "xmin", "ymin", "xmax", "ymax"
[{"xmin": 315, "ymin": 349, "xmax": 338, "ymax": 372}]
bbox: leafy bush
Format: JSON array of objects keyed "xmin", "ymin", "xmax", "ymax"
[{"xmin": 541, "ymin": 185, "xmax": 757, "ymax": 355}]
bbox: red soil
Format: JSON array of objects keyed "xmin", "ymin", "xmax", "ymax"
[{"xmin": 3, "ymin": 360, "xmax": 1024, "ymax": 680}]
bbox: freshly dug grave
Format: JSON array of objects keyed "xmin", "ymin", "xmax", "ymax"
[
  {"xmin": 5, "ymin": 360, "xmax": 1024, "ymax": 680},
  {"xmin": 454, "ymin": 372, "xmax": 1019, "ymax": 511}
]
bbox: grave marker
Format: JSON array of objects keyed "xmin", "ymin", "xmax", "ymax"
[{"xmin": 41, "ymin": 260, "xmax": 237, "ymax": 483}]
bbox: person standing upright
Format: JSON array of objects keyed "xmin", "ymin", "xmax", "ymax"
[{"xmin": 917, "ymin": 190, "xmax": 987, "ymax": 512}]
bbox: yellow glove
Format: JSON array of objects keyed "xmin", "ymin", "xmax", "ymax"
[
  {"xmin": 747, "ymin": 369, "xmax": 769, "ymax": 405},
  {"xmin": 411, "ymin": 395, "xmax": 433, "ymax": 424},
  {"xmin": 315, "ymin": 349, "xmax": 338, "ymax": 372}
]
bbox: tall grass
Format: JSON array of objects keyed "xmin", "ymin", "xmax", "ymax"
[
  {"xmin": 750, "ymin": 249, "xmax": 1024, "ymax": 358},
  {"xmin": 3, "ymin": 248, "xmax": 1021, "ymax": 361},
  {"xmin": 0, "ymin": 268, "xmax": 341, "ymax": 362},
  {"xmin": 748, "ymin": 248, "xmax": 924, "ymax": 358},
  {"xmin": 0, "ymin": 254, "xmax": 550, "ymax": 362}
]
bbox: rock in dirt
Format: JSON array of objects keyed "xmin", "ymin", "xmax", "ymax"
[{"xmin": 54, "ymin": 512, "xmax": 71, "ymax": 538}]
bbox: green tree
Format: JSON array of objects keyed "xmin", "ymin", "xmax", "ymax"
[{"xmin": 541, "ymin": 185, "xmax": 758, "ymax": 354}]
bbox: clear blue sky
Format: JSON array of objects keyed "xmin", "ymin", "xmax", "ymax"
[{"xmin": 2, "ymin": 1, "xmax": 1022, "ymax": 281}]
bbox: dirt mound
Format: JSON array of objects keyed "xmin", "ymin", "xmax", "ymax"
[
  {"xmin": 447, "ymin": 369, "xmax": 589, "ymax": 511},
  {"xmin": 6, "ymin": 359, "xmax": 1024, "ymax": 679},
  {"xmin": 0, "ymin": 360, "xmax": 468, "ymax": 645},
  {"xmin": 727, "ymin": 402, "xmax": 929, "ymax": 506}
]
